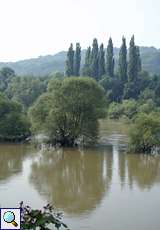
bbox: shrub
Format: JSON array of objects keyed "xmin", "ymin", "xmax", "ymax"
[
  {"xmin": 128, "ymin": 113, "xmax": 160, "ymax": 153},
  {"xmin": 108, "ymin": 102, "xmax": 123, "ymax": 119}
]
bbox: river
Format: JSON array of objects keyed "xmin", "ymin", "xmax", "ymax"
[{"xmin": 0, "ymin": 120, "xmax": 160, "ymax": 230}]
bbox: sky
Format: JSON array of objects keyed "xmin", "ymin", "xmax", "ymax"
[{"xmin": 0, "ymin": 0, "xmax": 159, "ymax": 61}]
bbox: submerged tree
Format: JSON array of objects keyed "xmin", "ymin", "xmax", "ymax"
[
  {"xmin": 29, "ymin": 77, "xmax": 106, "ymax": 146},
  {"xmin": 128, "ymin": 112, "xmax": 160, "ymax": 153},
  {"xmin": 106, "ymin": 37, "xmax": 114, "ymax": 78},
  {"xmin": 74, "ymin": 43, "xmax": 81, "ymax": 76},
  {"xmin": 65, "ymin": 43, "xmax": 74, "ymax": 77}
]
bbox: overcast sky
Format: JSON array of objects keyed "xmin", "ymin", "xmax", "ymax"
[{"xmin": 0, "ymin": 0, "xmax": 159, "ymax": 61}]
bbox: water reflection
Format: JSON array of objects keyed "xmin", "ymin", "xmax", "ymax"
[
  {"xmin": 29, "ymin": 145, "xmax": 160, "ymax": 216},
  {"xmin": 29, "ymin": 147, "xmax": 113, "ymax": 215},
  {"xmin": 126, "ymin": 154, "xmax": 160, "ymax": 190},
  {"xmin": 0, "ymin": 144, "xmax": 30, "ymax": 182}
]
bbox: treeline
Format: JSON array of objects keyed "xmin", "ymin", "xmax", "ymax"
[
  {"xmin": 65, "ymin": 35, "xmax": 146, "ymax": 102},
  {"xmin": 0, "ymin": 67, "xmax": 52, "ymax": 141},
  {"xmin": 65, "ymin": 35, "xmax": 141, "ymax": 82}
]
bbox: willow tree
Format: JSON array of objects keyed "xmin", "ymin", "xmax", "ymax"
[{"xmin": 29, "ymin": 77, "xmax": 106, "ymax": 146}]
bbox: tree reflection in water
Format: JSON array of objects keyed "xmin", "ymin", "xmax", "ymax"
[
  {"xmin": 29, "ymin": 147, "xmax": 113, "ymax": 216},
  {"xmin": 126, "ymin": 154, "xmax": 160, "ymax": 190},
  {"xmin": 0, "ymin": 144, "xmax": 31, "ymax": 182},
  {"xmin": 29, "ymin": 145, "xmax": 160, "ymax": 216}
]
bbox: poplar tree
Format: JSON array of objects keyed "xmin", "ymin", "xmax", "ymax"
[
  {"xmin": 136, "ymin": 46, "xmax": 142, "ymax": 73},
  {"xmin": 83, "ymin": 46, "xmax": 91, "ymax": 76},
  {"xmin": 118, "ymin": 36, "xmax": 127, "ymax": 83},
  {"xmin": 91, "ymin": 38, "xmax": 99, "ymax": 80},
  {"xmin": 98, "ymin": 43, "xmax": 105, "ymax": 80},
  {"xmin": 74, "ymin": 43, "xmax": 81, "ymax": 76},
  {"xmin": 106, "ymin": 37, "xmax": 114, "ymax": 78},
  {"xmin": 65, "ymin": 43, "xmax": 74, "ymax": 77},
  {"xmin": 128, "ymin": 35, "xmax": 138, "ymax": 82}
]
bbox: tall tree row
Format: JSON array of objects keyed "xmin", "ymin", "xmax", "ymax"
[
  {"xmin": 65, "ymin": 43, "xmax": 81, "ymax": 77},
  {"xmin": 65, "ymin": 36, "xmax": 142, "ymax": 86}
]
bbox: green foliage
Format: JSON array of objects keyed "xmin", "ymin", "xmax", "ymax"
[
  {"xmin": 0, "ymin": 67, "xmax": 15, "ymax": 92},
  {"xmin": 139, "ymin": 88, "xmax": 155, "ymax": 103},
  {"xmin": 91, "ymin": 39, "xmax": 99, "ymax": 80},
  {"xmin": 138, "ymin": 99, "xmax": 155, "ymax": 114},
  {"xmin": 128, "ymin": 113, "xmax": 160, "ymax": 153},
  {"xmin": 108, "ymin": 102, "xmax": 123, "ymax": 119},
  {"xmin": 74, "ymin": 43, "xmax": 81, "ymax": 76},
  {"xmin": 29, "ymin": 77, "xmax": 106, "ymax": 146},
  {"xmin": 49, "ymin": 72, "xmax": 65, "ymax": 80},
  {"xmin": 6, "ymin": 76, "xmax": 46, "ymax": 109},
  {"xmin": 123, "ymin": 81, "xmax": 139, "ymax": 99},
  {"xmin": 98, "ymin": 43, "xmax": 105, "ymax": 80},
  {"xmin": 47, "ymin": 78, "xmax": 63, "ymax": 93},
  {"xmin": 65, "ymin": 44, "xmax": 74, "ymax": 77},
  {"xmin": 108, "ymin": 99, "xmax": 137, "ymax": 120},
  {"xmin": 0, "ymin": 94, "xmax": 30, "ymax": 140},
  {"xmin": 106, "ymin": 37, "xmax": 114, "ymax": 78},
  {"xmin": 128, "ymin": 36, "xmax": 141, "ymax": 82},
  {"xmin": 118, "ymin": 37, "xmax": 127, "ymax": 83},
  {"xmin": 136, "ymin": 46, "xmax": 142, "ymax": 72},
  {"xmin": 121, "ymin": 99, "xmax": 137, "ymax": 119},
  {"xmin": 99, "ymin": 75, "xmax": 123, "ymax": 102},
  {"xmin": 20, "ymin": 202, "xmax": 69, "ymax": 230},
  {"xmin": 82, "ymin": 46, "xmax": 92, "ymax": 76},
  {"xmin": 128, "ymin": 35, "xmax": 137, "ymax": 82}
]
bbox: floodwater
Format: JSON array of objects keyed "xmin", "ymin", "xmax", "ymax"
[{"xmin": 0, "ymin": 120, "xmax": 160, "ymax": 230}]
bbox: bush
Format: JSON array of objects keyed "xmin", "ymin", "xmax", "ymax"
[
  {"xmin": 121, "ymin": 99, "xmax": 137, "ymax": 119},
  {"xmin": 108, "ymin": 102, "xmax": 123, "ymax": 119},
  {"xmin": 138, "ymin": 99, "xmax": 155, "ymax": 114},
  {"xmin": 128, "ymin": 113, "xmax": 160, "ymax": 153},
  {"xmin": 108, "ymin": 99, "xmax": 137, "ymax": 120},
  {"xmin": 0, "ymin": 94, "xmax": 30, "ymax": 141}
]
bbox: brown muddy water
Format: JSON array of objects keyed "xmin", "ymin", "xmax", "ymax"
[{"xmin": 0, "ymin": 120, "xmax": 160, "ymax": 230}]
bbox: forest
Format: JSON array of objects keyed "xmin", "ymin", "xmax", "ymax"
[{"xmin": 0, "ymin": 35, "xmax": 160, "ymax": 153}]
